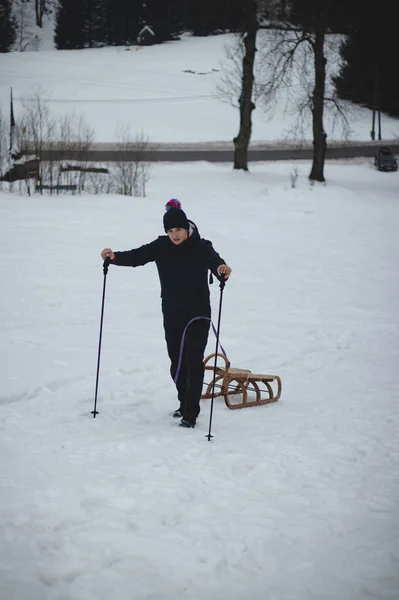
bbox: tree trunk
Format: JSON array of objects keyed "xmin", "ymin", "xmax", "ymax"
[
  {"xmin": 309, "ymin": 19, "xmax": 326, "ymax": 183},
  {"xmin": 41, "ymin": 0, "xmax": 45, "ymax": 27},
  {"xmin": 376, "ymin": 71, "xmax": 382, "ymax": 140},
  {"xmin": 233, "ymin": 0, "xmax": 257, "ymax": 171},
  {"xmin": 370, "ymin": 66, "xmax": 378, "ymax": 140},
  {"xmin": 371, "ymin": 108, "xmax": 375, "ymax": 140},
  {"xmin": 35, "ymin": 0, "xmax": 43, "ymax": 27}
]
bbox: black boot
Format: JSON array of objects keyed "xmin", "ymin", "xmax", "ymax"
[
  {"xmin": 173, "ymin": 407, "xmax": 183, "ymax": 418},
  {"xmin": 179, "ymin": 418, "xmax": 196, "ymax": 429}
]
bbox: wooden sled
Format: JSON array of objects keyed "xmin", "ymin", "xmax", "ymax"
[{"xmin": 201, "ymin": 352, "xmax": 282, "ymax": 410}]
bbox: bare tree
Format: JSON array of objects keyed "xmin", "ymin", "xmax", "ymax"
[
  {"xmin": 308, "ymin": 12, "xmax": 327, "ymax": 182},
  {"xmin": 219, "ymin": 1, "xmax": 288, "ymax": 171},
  {"xmin": 233, "ymin": 0, "xmax": 258, "ymax": 171},
  {"xmin": 14, "ymin": 0, "xmax": 37, "ymax": 51},
  {"xmin": 71, "ymin": 115, "xmax": 94, "ymax": 192},
  {"xmin": 3, "ymin": 88, "xmax": 105, "ymax": 195},
  {"xmin": 86, "ymin": 169, "xmax": 112, "ymax": 195},
  {"xmin": 55, "ymin": 112, "xmax": 76, "ymax": 189},
  {"xmin": 35, "ymin": 0, "xmax": 46, "ymax": 27},
  {"xmin": 0, "ymin": 107, "xmax": 9, "ymax": 186},
  {"xmin": 217, "ymin": 37, "xmax": 246, "ymax": 109},
  {"xmin": 114, "ymin": 126, "xmax": 152, "ymax": 197},
  {"xmin": 49, "ymin": 112, "xmax": 92, "ymax": 193},
  {"xmin": 20, "ymin": 88, "xmax": 56, "ymax": 190},
  {"xmin": 259, "ymin": 8, "xmax": 350, "ymax": 182}
]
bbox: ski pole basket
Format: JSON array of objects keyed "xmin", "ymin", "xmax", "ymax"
[{"xmin": 201, "ymin": 352, "xmax": 282, "ymax": 410}]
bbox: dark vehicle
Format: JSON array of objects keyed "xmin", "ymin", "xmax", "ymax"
[{"xmin": 374, "ymin": 147, "xmax": 398, "ymax": 171}]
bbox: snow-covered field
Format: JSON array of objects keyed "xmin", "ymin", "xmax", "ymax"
[
  {"xmin": 1, "ymin": 159, "xmax": 399, "ymax": 599},
  {"xmin": 1, "ymin": 30, "xmax": 399, "ymax": 145},
  {"xmin": 1, "ymin": 21, "xmax": 399, "ymax": 600}
]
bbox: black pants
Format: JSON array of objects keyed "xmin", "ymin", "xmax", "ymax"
[{"xmin": 163, "ymin": 314, "xmax": 210, "ymax": 422}]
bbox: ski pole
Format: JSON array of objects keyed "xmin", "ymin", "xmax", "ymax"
[
  {"xmin": 91, "ymin": 257, "xmax": 111, "ymax": 418},
  {"xmin": 206, "ymin": 274, "xmax": 226, "ymax": 441}
]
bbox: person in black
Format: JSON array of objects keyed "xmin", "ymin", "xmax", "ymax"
[{"xmin": 101, "ymin": 199, "xmax": 232, "ymax": 429}]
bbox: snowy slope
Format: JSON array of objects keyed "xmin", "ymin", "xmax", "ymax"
[
  {"xmin": 1, "ymin": 30, "xmax": 399, "ymax": 144},
  {"xmin": 1, "ymin": 160, "xmax": 399, "ymax": 599}
]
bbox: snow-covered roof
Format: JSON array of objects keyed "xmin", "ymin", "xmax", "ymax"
[{"xmin": 138, "ymin": 25, "xmax": 155, "ymax": 37}]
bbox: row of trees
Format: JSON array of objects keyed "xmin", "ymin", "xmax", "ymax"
[
  {"xmin": 334, "ymin": 6, "xmax": 398, "ymax": 123},
  {"xmin": 1, "ymin": 0, "xmax": 397, "ymax": 187},
  {"xmin": 54, "ymin": 0, "xmax": 250, "ymax": 49},
  {"xmin": 232, "ymin": 0, "xmax": 398, "ymax": 183},
  {"xmin": 0, "ymin": 0, "xmax": 54, "ymax": 52},
  {"xmin": 0, "ymin": 92, "xmax": 152, "ymax": 196},
  {"xmin": 0, "ymin": 0, "xmax": 15, "ymax": 52}
]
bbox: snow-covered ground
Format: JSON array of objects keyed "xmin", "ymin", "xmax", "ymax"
[
  {"xmin": 1, "ymin": 23, "xmax": 399, "ymax": 600},
  {"xmin": 1, "ymin": 31, "xmax": 399, "ymax": 144},
  {"xmin": 1, "ymin": 159, "xmax": 399, "ymax": 599}
]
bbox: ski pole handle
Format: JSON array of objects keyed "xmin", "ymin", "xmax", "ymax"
[{"xmin": 103, "ymin": 256, "xmax": 111, "ymax": 275}]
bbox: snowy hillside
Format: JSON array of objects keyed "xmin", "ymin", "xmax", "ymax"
[
  {"xmin": 1, "ymin": 29, "xmax": 399, "ymax": 144},
  {"xmin": 1, "ymin": 14, "xmax": 399, "ymax": 600}
]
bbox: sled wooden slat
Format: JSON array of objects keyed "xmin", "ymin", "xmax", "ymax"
[{"xmin": 201, "ymin": 352, "xmax": 282, "ymax": 410}]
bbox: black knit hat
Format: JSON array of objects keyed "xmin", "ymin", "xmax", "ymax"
[{"xmin": 163, "ymin": 199, "xmax": 189, "ymax": 232}]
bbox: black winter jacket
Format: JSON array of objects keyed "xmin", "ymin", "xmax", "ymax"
[{"xmin": 112, "ymin": 222, "xmax": 225, "ymax": 319}]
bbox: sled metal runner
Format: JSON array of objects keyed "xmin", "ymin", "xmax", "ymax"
[{"xmin": 201, "ymin": 352, "xmax": 282, "ymax": 409}]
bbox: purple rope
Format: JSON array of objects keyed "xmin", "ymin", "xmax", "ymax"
[{"xmin": 173, "ymin": 316, "xmax": 229, "ymax": 384}]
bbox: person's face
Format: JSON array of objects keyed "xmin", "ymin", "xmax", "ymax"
[{"xmin": 167, "ymin": 227, "xmax": 188, "ymax": 245}]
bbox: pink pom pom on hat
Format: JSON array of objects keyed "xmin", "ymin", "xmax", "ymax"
[{"xmin": 163, "ymin": 198, "xmax": 189, "ymax": 232}]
